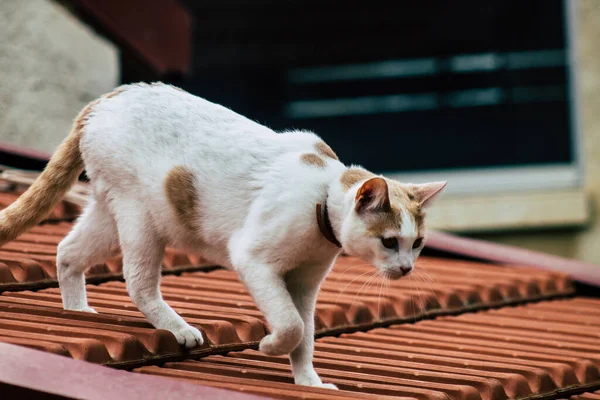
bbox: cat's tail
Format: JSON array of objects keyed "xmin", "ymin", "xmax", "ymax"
[{"xmin": 0, "ymin": 101, "xmax": 95, "ymax": 246}]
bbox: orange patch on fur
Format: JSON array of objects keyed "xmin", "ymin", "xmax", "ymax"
[
  {"xmin": 366, "ymin": 213, "xmax": 402, "ymax": 237},
  {"xmin": 165, "ymin": 166, "xmax": 199, "ymax": 233},
  {"xmin": 353, "ymin": 179, "xmax": 424, "ymax": 238},
  {"xmin": 315, "ymin": 141, "xmax": 338, "ymax": 160},
  {"xmin": 340, "ymin": 168, "xmax": 374, "ymax": 191},
  {"xmin": 338, "ymin": 168, "xmax": 425, "ymax": 237},
  {"xmin": 300, "ymin": 153, "xmax": 327, "ymax": 168},
  {"xmin": 388, "ymin": 182, "xmax": 424, "ymax": 234}
]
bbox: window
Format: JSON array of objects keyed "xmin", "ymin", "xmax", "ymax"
[{"xmin": 183, "ymin": 0, "xmax": 586, "ymax": 230}]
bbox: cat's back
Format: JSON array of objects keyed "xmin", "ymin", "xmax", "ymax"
[
  {"xmin": 82, "ymin": 83, "xmax": 335, "ymax": 174},
  {"xmin": 83, "ymin": 83, "xmax": 274, "ymax": 153},
  {"xmin": 80, "ymin": 83, "xmax": 340, "ymax": 193}
]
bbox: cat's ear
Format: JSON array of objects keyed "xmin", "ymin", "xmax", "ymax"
[
  {"xmin": 355, "ymin": 177, "xmax": 391, "ymax": 213},
  {"xmin": 413, "ymin": 181, "xmax": 447, "ymax": 208}
]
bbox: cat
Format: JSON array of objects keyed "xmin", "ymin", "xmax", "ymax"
[{"xmin": 0, "ymin": 82, "xmax": 446, "ymax": 389}]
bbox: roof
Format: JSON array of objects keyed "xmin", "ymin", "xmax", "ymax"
[{"xmin": 0, "ymin": 174, "xmax": 599, "ymax": 399}]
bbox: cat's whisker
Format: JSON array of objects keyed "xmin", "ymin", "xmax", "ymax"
[
  {"xmin": 409, "ymin": 273, "xmax": 419, "ymax": 321},
  {"xmin": 420, "ymin": 273, "xmax": 442, "ymax": 309},
  {"xmin": 339, "ymin": 269, "xmax": 375, "ymax": 306},
  {"xmin": 358, "ymin": 273, "xmax": 376, "ymax": 300},
  {"xmin": 381, "ymin": 276, "xmax": 387, "ymax": 303},
  {"xmin": 377, "ymin": 275, "xmax": 384, "ymax": 319},
  {"xmin": 386, "ymin": 276, "xmax": 391, "ymax": 299},
  {"xmin": 337, "ymin": 263, "xmax": 367, "ymax": 275},
  {"xmin": 416, "ymin": 272, "xmax": 429, "ymax": 314},
  {"xmin": 333, "ymin": 269, "xmax": 374, "ymax": 306},
  {"xmin": 416, "ymin": 275, "xmax": 431, "ymax": 314},
  {"xmin": 418, "ymin": 275, "xmax": 430, "ymax": 316},
  {"xmin": 340, "ymin": 262, "xmax": 376, "ymax": 271},
  {"xmin": 416, "ymin": 268, "xmax": 435, "ymax": 283},
  {"xmin": 414, "ymin": 270, "xmax": 440, "ymax": 313},
  {"xmin": 417, "ymin": 269, "xmax": 441, "ymax": 305},
  {"xmin": 350, "ymin": 271, "xmax": 377, "ymax": 311},
  {"xmin": 415, "ymin": 272, "xmax": 431, "ymax": 317}
]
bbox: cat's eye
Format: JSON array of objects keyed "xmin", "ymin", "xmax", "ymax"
[
  {"xmin": 412, "ymin": 238, "xmax": 424, "ymax": 249},
  {"xmin": 381, "ymin": 237, "xmax": 398, "ymax": 250}
]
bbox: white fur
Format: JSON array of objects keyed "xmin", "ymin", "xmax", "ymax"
[{"xmin": 56, "ymin": 83, "xmax": 443, "ymax": 389}]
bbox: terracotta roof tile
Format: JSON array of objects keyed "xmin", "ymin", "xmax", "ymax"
[
  {"xmin": 567, "ymin": 391, "xmax": 600, "ymax": 400},
  {"xmin": 0, "ymin": 221, "xmax": 214, "ymax": 291},
  {"xmin": 2, "ymin": 177, "xmax": 599, "ymax": 400},
  {"xmin": 0, "ymin": 252, "xmax": 577, "ymax": 369},
  {"xmin": 135, "ymin": 298, "xmax": 600, "ymax": 400}
]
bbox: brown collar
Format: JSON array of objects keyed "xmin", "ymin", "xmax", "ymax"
[{"xmin": 316, "ymin": 201, "xmax": 342, "ymax": 248}]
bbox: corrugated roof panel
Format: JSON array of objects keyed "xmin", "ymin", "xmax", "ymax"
[
  {"xmin": 0, "ymin": 253, "xmax": 576, "ymax": 368},
  {"xmin": 135, "ymin": 298, "xmax": 600, "ymax": 400},
  {"xmin": 2, "ymin": 176, "xmax": 599, "ymax": 400}
]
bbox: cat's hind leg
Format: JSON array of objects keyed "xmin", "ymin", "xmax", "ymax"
[
  {"xmin": 111, "ymin": 199, "xmax": 203, "ymax": 348},
  {"xmin": 57, "ymin": 197, "xmax": 119, "ymax": 313}
]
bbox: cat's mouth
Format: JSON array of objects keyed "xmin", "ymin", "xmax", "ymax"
[{"xmin": 380, "ymin": 267, "xmax": 413, "ymax": 280}]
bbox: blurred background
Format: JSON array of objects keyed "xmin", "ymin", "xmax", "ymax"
[{"xmin": 0, "ymin": 0, "xmax": 599, "ymax": 263}]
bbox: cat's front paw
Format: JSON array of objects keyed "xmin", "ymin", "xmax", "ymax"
[
  {"xmin": 72, "ymin": 306, "xmax": 97, "ymax": 313},
  {"xmin": 314, "ymin": 383, "xmax": 338, "ymax": 390},
  {"xmin": 295, "ymin": 373, "xmax": 338, "ymax": 390},
  {"xmin": 259, "ymin": 327, "xmax": 303, "ymax": 356},
  {"xmin": 171, "ymin": 325, "xmax": 204, "ymax": 349},
  {"xmin": 259, "ymin": 333, "xmax": 291, "ymax": 356}
]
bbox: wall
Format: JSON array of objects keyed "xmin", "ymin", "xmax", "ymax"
[
  {"xmin": 474, "ymin": 0, "xmax": 600, "ymax": 263},
  {"xmin": 0, "ymin": 0, "xmax": 118, "ymax": 155}
]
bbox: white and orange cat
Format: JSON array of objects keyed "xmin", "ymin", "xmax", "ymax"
[{"xmin": 0, "ymin": 83, "xmax": 445, "ymax": 389}]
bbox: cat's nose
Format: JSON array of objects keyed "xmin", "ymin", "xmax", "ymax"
[{"xmin": 400, "ymin": 266, "xmax": 412, "ymax": 276}]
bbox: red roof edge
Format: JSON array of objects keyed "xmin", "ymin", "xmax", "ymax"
[
  {"xmin": 0, "ymin": 142, "xmax": 51, "ymax": 161},
  {"xmin": 0, "ymin": 343, "xmax": 272, "ymax": 400},
  {"xmin": 427, "ymin": 230, "xmax": 600, "ymax": 287}
]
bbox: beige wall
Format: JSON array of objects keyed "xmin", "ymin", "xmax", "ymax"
[
  {"xmin": 0, "ymin": 0, "xmax": 118, "ymax": 154},
  {"xmin": 475, "ymin": 0, "xmax": 600, "ymax": 263}
]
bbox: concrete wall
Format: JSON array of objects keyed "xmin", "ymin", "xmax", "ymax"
[
  {"xmin": 0, "ymin": 0, "xmax": 118, "ymax": 154},
  {"xmin": 475, "ymin": 0, "xmax": 600, "ymax": 264}
]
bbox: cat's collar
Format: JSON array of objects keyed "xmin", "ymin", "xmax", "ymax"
[{"xmin": 316, "ymin": 201, "xmax": 342, "ymax": 248}]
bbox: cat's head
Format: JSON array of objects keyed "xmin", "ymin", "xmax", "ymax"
[{"xmin": 340, "ymin": 174, "xmax": 446, "ymax": 279}]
